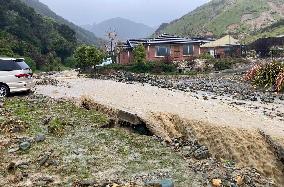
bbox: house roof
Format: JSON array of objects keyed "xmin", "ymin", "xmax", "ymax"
[
  {"xmin": 118, "ymin": 34, "xmax": 213, "ymax": 49},
  {"xmin": 201, "ymin": 35, "xmax": 240, "ymax": 48},
  {"xmin": 0, "ymin": 57, "xmax": 24, "ymax": 61}
]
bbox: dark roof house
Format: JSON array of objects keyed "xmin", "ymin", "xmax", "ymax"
[{"xmin": 116, "ymin": 34, "xmax": 212, "ymax": 64}]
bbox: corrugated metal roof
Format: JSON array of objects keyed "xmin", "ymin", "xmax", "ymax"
[
  {"xmin": 119, "ymin": 34, "xmax": 212, "ymax": 49},
  {"xmin": 201, "ymin": 35, "xmax": 240, "ymax": 48}
]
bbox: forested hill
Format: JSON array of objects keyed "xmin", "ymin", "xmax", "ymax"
[
  {"xmin": 21, "ymin": 0, "xmax": 100, "ymax": 45},
  {"xmin": 156, "ymin": 0, "xmax": 284, "ymax": 39},
  {"xmin": 0, "ymin": 0, "xmax": 77, "ymax": 70}
]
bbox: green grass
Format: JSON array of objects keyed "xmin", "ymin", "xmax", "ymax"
[
  {"xmin": 0, "ymin": 96, "xmax": 200, "ymax": 186},
  {"xmin": 1, "ymin": 97, "xmax": 108, "ymax": 135}
]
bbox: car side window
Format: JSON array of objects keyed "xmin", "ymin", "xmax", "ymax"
[{"xmin": 0, "ymin": 60, "xmax": 20, "ymax": 71}]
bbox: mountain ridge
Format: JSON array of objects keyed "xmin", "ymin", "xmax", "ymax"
[
  {"xmin": 156, "ymin": 0, "xmax": 284, "ymax": 40},
  {"xmin": 83, "ymin": 17, "xmax": 155, "ymax": 41},
  {"xmin": 21, "ymin": 0, "xmax": 101, "ymax": 45}
]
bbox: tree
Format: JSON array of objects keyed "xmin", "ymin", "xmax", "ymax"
[
  {"xmin": 133, "ymin": 44, "xmax": 146, "ymax": 64},
  {"xmin": 86, "ymin": 46, "xmax": 105, "ymax": 67},
  {"xmin": 74, "ymin": 45, "xmax": 105, "ymax": 70},
  {"xmin": 74, "ymin": 45, "xmax": 88, "ymax": 68}
]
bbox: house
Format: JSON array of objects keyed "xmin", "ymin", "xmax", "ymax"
[
  {"xmin": 200, "ymin": 35, "xmax": 242, "ymax": 58},
  {"xmin": 116, "ymin": 34, "xmax": 211, "ymax": 64}
]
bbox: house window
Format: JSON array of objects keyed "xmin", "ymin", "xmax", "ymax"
[
  {"xmin": 156, "ymin": 46, "xmax": 170, "ymax": 57},
  {"xmin": 183, "ymin": 45, "xmax": 194, "ymax": 56}
]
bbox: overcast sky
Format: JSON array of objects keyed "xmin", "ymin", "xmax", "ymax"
[{"xmin": 40, "ymin": 0, "xmax": 209, "ymax": 27}]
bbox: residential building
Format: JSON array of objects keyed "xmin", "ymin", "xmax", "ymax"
[
  {"xmin": 200, "ymin": 35, "xmax": 242, "ymax": 58},
  {"xmin": 116, "ymin": 34, "xmax": 211, "ymax": 64}
]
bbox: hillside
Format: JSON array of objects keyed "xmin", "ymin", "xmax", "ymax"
[
  {"xmin": 83, "ymin": 17, "xmax": 155, "ymax": 41},
  {"xmin": 0, "ymin": 0, "xmax": 77, "ymax": 70},
  {"xmin": 156, "ymin": 0, "xmax": 284, "ymax": 39},
  {"xmin": 246, "ymin": 19, "xmax": 284, "ymax": 42},
  {"xmin": 21, "ymin": 0, "xmax": 100, "ymax": 45}
]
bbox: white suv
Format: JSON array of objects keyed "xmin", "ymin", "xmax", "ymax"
[{"xmin": 0, "ymin": 57, "xmax": 34, "ymax": 97}]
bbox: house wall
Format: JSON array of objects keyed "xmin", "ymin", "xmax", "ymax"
[
  {"xmin": 118, "ymin": 44, "xmax": 202, "ymax": 64},
  {"xmin": 118, "ymin": 50, "xmax": 133, "ymax": 64},
  {"xmin": 200, "ymin": 46, "xmax": 242, "ymax": 58}
]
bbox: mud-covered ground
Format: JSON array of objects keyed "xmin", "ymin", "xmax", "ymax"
[
  {"xmin": 2, "ymin": 96, "xmax": 279, "ymax": 187},
  {"xmin": 33, "ymin": 70, "xmax": 284, "ymax": 186},
  {"xmin": 1, "ymin": 69, "xmax": 284, "ymax": 186}
]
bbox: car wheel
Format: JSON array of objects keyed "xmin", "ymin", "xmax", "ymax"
[{"xmin": 0, "ymin": 84, "xmax": 9, "ymax": 97}]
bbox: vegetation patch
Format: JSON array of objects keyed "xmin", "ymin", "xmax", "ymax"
[
  {"xmin": 245, "ymin": 61, "xmax": 284, "ymax": 92},
  {"xmin": 98, "ymin": 62, "xmax": 177, "ymax": 74},
  {"xmin": 0, "ymin": 96, "xmax": 200, "ymax": 186}
]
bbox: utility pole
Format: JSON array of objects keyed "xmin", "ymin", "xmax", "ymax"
[{"xmin": 106, "ymin": 29, "xmax": 117, "ymax": 62}]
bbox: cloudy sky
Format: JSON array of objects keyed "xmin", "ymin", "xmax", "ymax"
[{"xmin": 40, "ymin": 0, "xmax": 209, "ymax": 27}]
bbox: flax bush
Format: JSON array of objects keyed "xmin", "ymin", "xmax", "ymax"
[{"xmin": 246, "ymin": 61, "xmax": 284, "ymax": 92}]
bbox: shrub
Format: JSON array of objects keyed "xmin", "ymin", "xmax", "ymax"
[
  {"xmin": 244, "ymin": 64, "xmax": 262, "ymax": 81},
  {"xmin": 245, "ymin": 61, "xmax": 284, "ymax": 91},
  {"xmin": 253, "ymin": 61, "xmax": 284, "ymax": 88},
  {"xmin": 133, "ymin": 44, "xmax": 146, "ymax": 65},
  {"xmin": 199, "ymin": 52, "xmax": 214, "ymax": 60},
  {"xmin": 64, "ymin": 56, "xmax": 77, "ymax": 68},
  {"xmin": 213, "ymin": 58, "xmax": 233, "ymax": 70},
  {"xmin": 48, "ymin": 117, "xmax": 67, "ymax": 135},
  {"xmin": 74, "ymin": 45, "xmax": 105, "ymax": 70},
  {"xmin": 212, "ymin": 58, "xmax": 247, "ymax": 71},
  {"xmin": 129, "ymin": 62, "xmax": 176, "ymax": 74},
  {"xmin": 275, "ymin": 70, "xmax": 284, "ymax": 92}
]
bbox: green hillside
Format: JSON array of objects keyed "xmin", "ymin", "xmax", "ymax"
[
  {"xmin": 21, "ymin": 0, "xmax": 100, "ymax": 45},
  {"xmin": 156, "ymin": 0, "xmax": 284, "ymax": 39},
  {"xmin": 0, "ymin": 0, "xmax": 77, "ymax": 70},
  {"xmin": 246, "ymin": 19, "xmax": 284, "ymax": 42}
]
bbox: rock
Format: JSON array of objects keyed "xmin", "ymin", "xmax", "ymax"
[
  {"xmin": 19, "ymin": 141, "xmax": 31, "ymax": 151},
  {"xmin": 38, "ymin": 154, "xmax": 50, "ymax": 166},
  {"xmin": 243, "ymin": 175, "xmax": 252, "ymax": 184},
  {"xmin": 203, "ymin": 96, "xmax": 209, "ymax": 100},
  {"xmin": 0, "ymin": 102, "xmax": 3, "ymax": 108},
  {"xmin": 181, "ymin": 146, "xmax": 193, "ymax": 157},
  {"xmin": 34, "ymin": 134, "xmax": 46, "ymax": 142},
  {"xmin": 212, "ymin": 179, "xmax": 222, "ymax": 187},
  {"xmin": 279, "ymin": 95, "xmax": 284, "ymax": 101},
  {"xmin": 193, "ymin": 146, "xmax": 210, "ymax": 160},
  {"xmin": 261, "ymin": 95, "xmax": 274, "ymax": 103},
  {"xmin": 76, "ymin": 179, "xmax": 96, "ymax": 186},
  {"xmin": 7, "ymin": 162, "xmax": 16, "ymax": 172},
  {"xmin": 250, "ymin": 96, "xmax": 258, "ymax": 101},
  {"xmin": 8, "ymin": 147, "xmax": 19, "ymax": 153},
  {"xmin": 10, "ymin": 126, "xmax": 22, "ymax": 133},
  {"xmin": 36, "ymin": 176, "xmax": 54, "ymax": 185},
  {"xmin": 14, "ymin": 160, "xmax": 29, "ymax": 169},
  {"xmin": 43, "ymin": 115, "xmax": 52, "ymax": 125},
  {"xmin": 145, "ymin": 179, "xmax": 174, "ymax": 187},
  {"xmin": 236, "ymin": 176, "xmax": 244, "ymax": 186}
]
